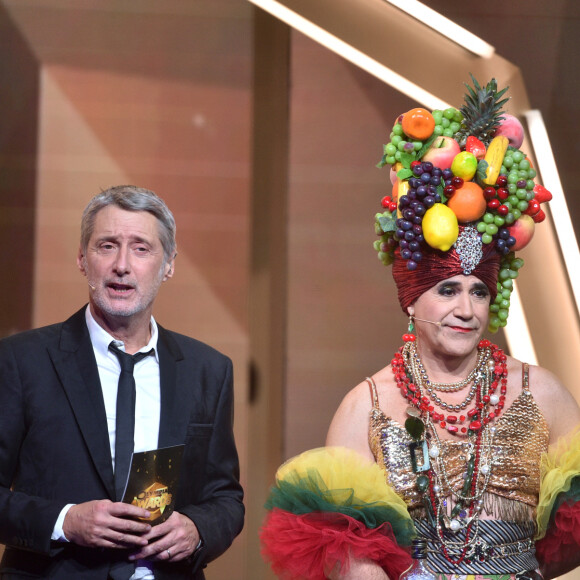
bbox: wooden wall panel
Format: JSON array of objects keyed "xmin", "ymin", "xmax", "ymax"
[
  {"xmin": 0, "ymin": 2, "xmax": 252, "ymax": 578},
  {"xmin": 0, "ymin": 4, "xmax": 39, "ymax": 337}
]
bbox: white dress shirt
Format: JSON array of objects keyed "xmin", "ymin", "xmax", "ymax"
[{"xmin": 52, "ymin": 307, "xmax": 162, "ymax": 579}]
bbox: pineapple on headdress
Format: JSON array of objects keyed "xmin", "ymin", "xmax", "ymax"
[{"xmin": 453, "ymin": 74, "xmax": 510, "ymax": 148}]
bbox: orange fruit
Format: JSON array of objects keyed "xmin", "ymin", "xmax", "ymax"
[
  {"xmin": 446, "ymin": 181, "xmax": 486, "ymax": 223},
  {"xmin": 401, "ymin": 108, "xmax": 435, "ymax": 140}
]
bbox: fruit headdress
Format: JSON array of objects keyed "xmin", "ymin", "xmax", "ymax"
[{"xmin": 373, "ymin": 75, "xmax": 552, "ymax": 333}]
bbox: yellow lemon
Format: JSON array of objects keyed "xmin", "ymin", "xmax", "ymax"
[
  {"xmin": 422, "ymin": 203, "xmax": 459, "ymax": 251},
  {"xmin": 451, "ymin": 151, "xmax": 478, "ymax": 181}
]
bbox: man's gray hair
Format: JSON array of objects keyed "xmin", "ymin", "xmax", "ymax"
[{"xmin": 80, "ymin": 185, "xmax": 177, "ymax": 262}]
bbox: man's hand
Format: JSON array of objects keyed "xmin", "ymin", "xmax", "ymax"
[
  {"xmin": 63, "ymin": 500, "xmax": 152, "ymax": 549},
  {"xmin": 129, "ymin": 512, "xmax": 200, "ymax": 562}
]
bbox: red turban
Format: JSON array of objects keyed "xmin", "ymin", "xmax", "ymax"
[{"xmin": 392, "ymin": 230, "xmax": 500, "ymax": 313}]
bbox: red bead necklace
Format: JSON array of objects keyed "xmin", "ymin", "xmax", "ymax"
[{"xmin": 391, "ymin": 338, "xmax": 508, "ymax": 434}]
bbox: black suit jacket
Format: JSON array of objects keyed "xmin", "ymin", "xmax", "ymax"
[{"xmin": 0, "ymin": 307, "xmax": 244, "ymax": 579}]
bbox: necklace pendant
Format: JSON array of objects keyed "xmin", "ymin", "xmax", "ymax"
[
  {"xmin": 406, "ymin": 406, "xmax": 422, "ymax": 418},
  {"xmin": 409, "ymin": 439, "xmax": 431, "ymax": 473}
]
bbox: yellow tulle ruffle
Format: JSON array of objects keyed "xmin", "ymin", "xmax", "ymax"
[
  {"xmin": 276, "ymin": 446, "xmax": 410, "ymax": 519},
  {"xmin": 536, "ymin": 426, "xmax": 580, "ymax": 538}
]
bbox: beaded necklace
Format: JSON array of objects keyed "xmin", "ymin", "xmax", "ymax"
[{"xmin": 391, "ymin": 337, "xmax": 509, "ymax": 564}]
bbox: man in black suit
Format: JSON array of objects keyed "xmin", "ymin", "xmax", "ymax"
[{"xmin": 0, "ymin": 185, "xmax": 244, "ymax": 579}]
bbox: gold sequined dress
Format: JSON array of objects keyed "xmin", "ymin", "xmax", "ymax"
[{"xmin": 368, "ymin": 364, "xmax": 550, "ymax": 576}]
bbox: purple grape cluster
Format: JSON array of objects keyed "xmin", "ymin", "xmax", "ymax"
[
  {"xmin": 395, "ymin": 161, "xmax": 443, "ymax": 270},
  {"xmin": 495, "ymin": 227, "xmax": 516, "ymax": 255}
]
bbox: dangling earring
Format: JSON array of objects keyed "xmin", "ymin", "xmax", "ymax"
[{"xmin": 403, "ymin": 315, "xmax": 416, "ymax": 342}]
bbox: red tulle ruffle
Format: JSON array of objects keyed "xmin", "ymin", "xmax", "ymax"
[
  {"xmin": 536, "ymin": 501, "xmax": 580, "ymax": 564},
  {"xmin": 260, "ymin": 508, "xmax": 412, "ymax": 580}
]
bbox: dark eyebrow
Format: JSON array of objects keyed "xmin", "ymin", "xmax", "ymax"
[
  {"xmin": 435, "ymin": 280, "xmax": 489, "ymax": 293},
  {"xmin": 471, "ymin": 282, "xmax": 489, "ymax": 292},
  {"xmin": 436, "ymin": 280, "xmax": 461, "ymax": 289}
]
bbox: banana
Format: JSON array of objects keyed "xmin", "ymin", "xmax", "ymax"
[
  {"xmin": 394, "ymin": 163, "xmax": 410, "ymax": 218},
  {"xmin": 482, "ymin": 136, "xmax": 509, "ymax": 185}
]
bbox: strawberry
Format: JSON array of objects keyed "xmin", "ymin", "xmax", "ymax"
[
  {"xmin": 523, "ymin": 199, "xmax": 541, "ymax": 217},
  {"xmin": 533, "ymin": 183, "xmax": 552, "ymax": 204},
  {"xmin": 465, "ymin": 136, "xmax": 486, "ymax": 160},
  {"xmin": 532, "ymin": 209, "xmax": 546, "ymax": 223}
]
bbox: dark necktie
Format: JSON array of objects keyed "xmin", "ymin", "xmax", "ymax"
[{"xmin": 108, "ymin": 342, "xmax": 154, "ymax": 502}]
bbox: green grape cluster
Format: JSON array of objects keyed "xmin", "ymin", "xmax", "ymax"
[
  {"xmin": 476, "ymin": 212, "xmax": 505, "ymax": 243},
  {"xmin": 431, "ymin": 107, "xmax": 464, "ymax": 138},
  {"xmin": 500, "ymin": 148, "xmax": 537, "ymax": 220},
  {"xmin": 380, "ymin": 107, "xmax": 463, "ymax": 166},
  {"xmin": 488, "ymin": 252, "xmax": 524, "ymax": 332},
  {"xmin": 373, "ymin": 212, "xmax": 397, "ymax": 266}
]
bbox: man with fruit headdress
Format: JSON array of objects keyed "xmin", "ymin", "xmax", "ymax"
[{"xmin": 260, "ymin": 77, "xmax": 580, "ymax": 580}]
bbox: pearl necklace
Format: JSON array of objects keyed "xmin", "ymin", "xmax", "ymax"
[
  {"xmin": 407, "ymin": 342, "xmax": 493, "ymax": 413},
  {"xmin": 426, "ymin": 351, "xmax": 488, "ymax": 393}
]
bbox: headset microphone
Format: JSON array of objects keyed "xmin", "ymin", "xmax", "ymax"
[
  {"xmin": 88, "ymin": 281, "xmax": 96, "ymax": 291},
  {"xmin": 412, "ymin": 317, "xmax": 441, "ymax": 327}
]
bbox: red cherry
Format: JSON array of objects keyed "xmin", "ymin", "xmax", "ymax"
[
  {"xmin": 411, "ymin": 160, "xmax": 421, "ymax": 168},
  {"xmin": 497, "ymin": 188, "xmax": 509, "ymax": 200},
  {"xmin": 451, "ymin": 176, "xmax": 464, "ymax": 188},
  {"xmin": 444, "ymin": 185, "xmax": 456, "ymax": 197},
  {"xmin": 381, "ymin": 196, "xmax": 392, "ymax": 208},
  {"xmin": 389, "ymin": 202, "xmax": 398, "ymax": 212},
  {"xmin": 487, "ymin": 199, "xmax": 500, "ymax": 210},
  {"xmin": 497, "ymin": 204, "xmax": 509, "ymax": 216},
  {"xmin": 496, "ymin": 174, "xmax": 508, "ymax": 187},
  {"xmin": 483, "ymin": 187, "xmax": 496, "ymax": 201}
]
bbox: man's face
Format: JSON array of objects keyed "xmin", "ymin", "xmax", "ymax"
[{"xmin": 77, "ymin": 205, "xmax": 174, "ymax": 323}]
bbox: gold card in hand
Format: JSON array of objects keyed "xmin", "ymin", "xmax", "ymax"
[{"xmin": 122, "ymin": 444, "xmax": 185, "ymax": 525}]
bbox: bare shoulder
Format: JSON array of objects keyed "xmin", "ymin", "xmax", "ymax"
[
  {"xmin": 326, "ymin": 373, "xmax": 381, "ymax": 460},
  {"xmin": 526, "ymin": 362, "xmax": 580, "ymax": 442}
]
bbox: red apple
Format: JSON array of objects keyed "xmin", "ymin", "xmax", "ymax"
[
  {"xmin": 494, "ymin": 114, "xmax": 525, "ymax": 149},
  {"xmin": 422, "ymin": 136, "xmax": 461, "ymax": 169},
  {"xmin": 507, "ymin": 214, "xmax": 535, "ymax": 250}
]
